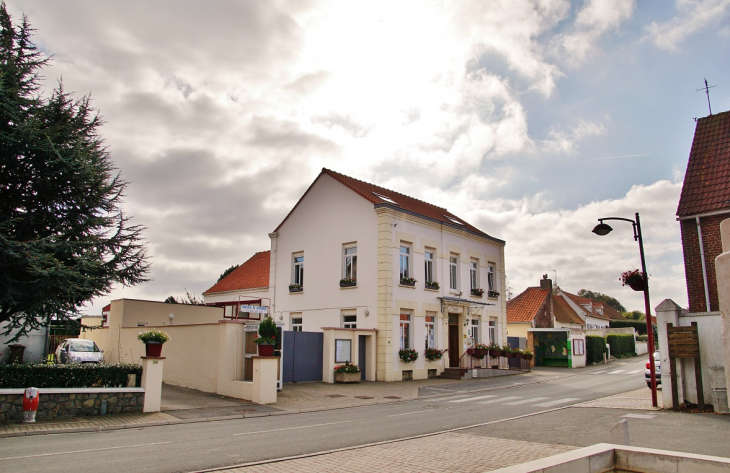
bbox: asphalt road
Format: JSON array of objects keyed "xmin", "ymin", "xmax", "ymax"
[{"xmin": 1, "ymin": 358, "xmax": 711, "ymax": 473}]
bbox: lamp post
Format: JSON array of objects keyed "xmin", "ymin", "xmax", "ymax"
[{"xmin": 592, "ymin": 212, "xmax": 658, "ymax": 407}]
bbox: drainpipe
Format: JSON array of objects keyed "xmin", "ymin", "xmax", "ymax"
[{"xmin": 696, "ymin": 216, "xmax": 711, "ymax": 311}]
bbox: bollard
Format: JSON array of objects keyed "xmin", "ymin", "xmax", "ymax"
[{"xmin": 22, "ymin": 387, "xmax": 40, "ymax": 423}]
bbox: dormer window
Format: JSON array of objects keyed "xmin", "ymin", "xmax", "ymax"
[
  {"xmin": 372, "ymin": 192, "xmax": 399, "ymax": 205},
  {"xmin": 444, "ymin": 215, "xmax": 464, "ymax": 225}
]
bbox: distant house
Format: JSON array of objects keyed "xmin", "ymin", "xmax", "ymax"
[
  {"xmin": 203, "ymin": 250, "xmax": 271, "ymax": 318},
  {"xmin": 677, "ymin": 110, "xmax": 730, "ymax": 313}
]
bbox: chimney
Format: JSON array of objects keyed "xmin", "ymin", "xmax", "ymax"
[{"xmin": 540, "ymin": 274, "xmax": 552, "ymax": 291}]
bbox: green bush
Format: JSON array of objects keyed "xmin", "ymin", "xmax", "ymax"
[
  {"xmin": 635, "ymin": 335, "xmax": 648, "ymax": 342},
  {"xmin": 607, "ymin": 334, "xmax": 636, "ymax": 357},
  {"xmin": 609, "ymin": 320, "xmax": 648, "ymax": 335},
  {"xmin": 0, "ymin": 363, "xmax": 142, "ymax": 388},
  {"xmin": 586, "ymin": 336, "xmax": 608, "ymax": 364}
]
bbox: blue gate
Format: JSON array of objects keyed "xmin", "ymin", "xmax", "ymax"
[{"xmin": 282, "ymin": 331, "xmax": 323, "ymax": 383}]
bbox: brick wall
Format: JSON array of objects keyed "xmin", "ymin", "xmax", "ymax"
[{"xmin": 680, "ymin": 213, "xmax": 728, "ymax": 312}]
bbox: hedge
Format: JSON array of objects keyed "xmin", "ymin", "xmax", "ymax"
[
  {"xmin": 586, "ymin": 336, "xmax": 608, "ymax": 364},
  {"xmin": 635, "ymin": 335, "xmax": 648, "ymax": 342},
  {"xmin": 609, "ymin": 320, "xmax": 648, "ymax": 335},
  {"xmin": 607, "ymin": 334, "xmax": 636, "ymax": 357},
  {"xmin": 0, "ymin": 363, "xmax": 142, "ymax": 388}
]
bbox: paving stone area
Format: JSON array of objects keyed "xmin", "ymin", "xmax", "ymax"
[
  {"xmin": 575, "ymin": 387, "xmax": 663, "ymax": 410},
  {"xmin": 218, "ymin": 433, "xmax": 577, "ymax": 472}
]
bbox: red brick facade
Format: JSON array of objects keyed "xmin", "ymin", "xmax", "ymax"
[{"xmin": 680, "ymin": 212, "xmax": 730, "ymax": 313}]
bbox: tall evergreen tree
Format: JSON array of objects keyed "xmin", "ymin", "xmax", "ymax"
[
  {"xmin": 217, "ymin": 264, "xmax": 240, "ymax": 282},
  {"xmin": 0, "ymin": 5, "xmax": 149, "ymax": 340}
]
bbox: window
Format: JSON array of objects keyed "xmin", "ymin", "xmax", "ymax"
[
  {"xmin": 399, "ymin": 312, "xmax": 411, "ymax": 350},
  {"xmin": 488, "ymin": 319, "xmax": 496, "ymax": 345},
  {"xmin": 292, "ymin": 254, "xmax": 304, "ymax": 286},
  {"xmin": 573, "ymin": 339, "xmax": 585, "ymax": 356},
  {"xmin": 444, "ymin": 215, "xmax": 464, "ymax": 225},
  {"xmin": 470, "ymin": 259, "xmax": 479, "ymax": 290},
  {"xmin": 399, "ymin": 245, "xmax": 410, "ymax": 280},
  {"xmin": 372, "ymin": 192, "xmax": 399, "ymax": 205},
  {"xmin": 343, "ymin": 315, "xmax": 357, "ymax": 329},
  {"xmin": 470, "ymin": 318, "xmax": 479, "ymax": 345},
  {"xmin": 424, "ymin": 249, "xmax": 434, "ymax": 283},
  {"xmin": 343, "ymin": 245, "xmax": 357, "ymax": 280},
  {"xmin": 449, "ymin": 255, "xmax": 458, "ymax": 290},
  {"xmin": 291, "ymin": 316, "xmax": 302, "ymax": 332},
  {"xmin": 487, "ymin": 264, "xmax": 495, "ymax": 291},
  {"xmin": 425, "ymin": 315, "xmax": 435, "ymax": 350}
]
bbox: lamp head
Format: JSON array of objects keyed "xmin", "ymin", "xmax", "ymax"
[{"xmin": 592, "ymin": 222, "xmax": 613, "ymax": 236}]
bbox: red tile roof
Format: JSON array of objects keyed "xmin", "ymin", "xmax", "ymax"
[
  {"xmin": 560, "ymin": 292, "xmax": 610, "ymax": 320},
  {"xmin": 203, "ymin": 251, "xmax": 270, "ymax": 294},
  {"xmin": 600, "ymin": 304, "xmax": 626, "ymax": 321},
  {"xmin": 552, "ymin": 295, "xmax": 585, "ymax": 325},
  {"xmin": 507, "ymin": 287, "xmax": 550, "ymax": 323},
  {"xmin": 274, "ymin": 168, "xmax": 503, "ymax": 242},
  {"xmin": 677, "ymin": 110, "xmax": 730, "ymax": 217}
]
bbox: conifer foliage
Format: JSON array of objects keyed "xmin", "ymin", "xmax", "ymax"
[{"xmin": 0, "ymin": 5, "xmax": 149, "ymax": 340}]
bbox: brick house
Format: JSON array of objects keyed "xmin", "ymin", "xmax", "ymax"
[{"xmin": 677, "ymin": 110, "xmax": 730, "ymax": 313}]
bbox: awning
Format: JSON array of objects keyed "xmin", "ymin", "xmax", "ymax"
[{"xmin": 438, "ymin": 296, "xmax": 495, "ymax": 318}]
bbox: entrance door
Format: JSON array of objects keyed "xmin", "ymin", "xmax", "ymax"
[
  {"xmin": 448, "ymin": 314, "xmax": 459, "ymax": 367},
  {"xmin": 358, "ymin": 335, "xmax": 367, "ymax": 381},
  {"xmin": 282, "ymin": 331, "xmax": 324, "ymax": 383}
]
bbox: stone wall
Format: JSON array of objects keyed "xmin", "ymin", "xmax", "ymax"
[{"xmin": 0, "ymin": 388, "xmax": 144, "ymax": 420}]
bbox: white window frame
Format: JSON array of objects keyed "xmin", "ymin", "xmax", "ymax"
[
  {"xmin": 399, "ymin": 244, "xmax": 411, "ymax": 280},
  {"xmin": 425, "ymin": 314, "xmax": 435, "ymax": 350},
  {"xmin": 292, "ymin": 253, "xmax": 304, "ymax": 286},
  {"xmin": 449, "ymin": 254, "xmax": 459, "ymax": 290},
  {"xmin": 291, "ymin": 316, "xmax": 303, "ymax": 332},
  {"xmin": 488, "ymin": 319, "xmax": 496, "ymax": 345},
  {"xmin": 470, "ymin": 318, "xmax": 480, "ymax": 345},
  {"xmin": 343, "ymin": 314, "xmax": 357, "ymax": 329},
  {"xmin": 400, "ymin": 312, "xmax": 411, "ymax": 350},
  {"xmin": 343, "ymin": 245, "xmax": 357, "ymax": 281},
  {"xmin": 487, "ymin": 264, "xmax": 495, "ymax": 291},
  {"xmin": 470, "ymin": 259, "xmax": 479, "ymax": 291},
  {"xmin": 424, "ymin": 249, "xmax": 435, "ymax": 283}
]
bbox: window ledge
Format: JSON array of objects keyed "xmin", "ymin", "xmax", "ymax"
[
  {"xmin": 399, "ymin": 284, "xmax": 416, "ymax": 289},
  {"xmin": 424, "ymin": 287, "xmax": 439, "ymax": 292},
  {"xmin": 339, "ymin": 285, "xmax": 357, "ymax": 290},
  {"xmin": 289, "ymin": 288, "xmax": 303, "ymax": 294}
]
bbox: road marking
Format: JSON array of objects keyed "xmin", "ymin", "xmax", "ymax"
[
  {"xmin": 0, "ymin": 441, "xmax": 173, "ymax": 461},
  {"xmin": 534, "ymin": 398, "xmax": 580, "ymax": 407},
  {"xmin": 590, "ymin": 370, "xmax": 608, "ymax": 375},
  {"xmin": 233, "ymin": 420, "xmax": 356, "ymax": 436},
  {"xmin": 448, "ymin": 394, "xmax": 497, "ymax": 403},
  {"xmin": 504, "ymin": 397, "xmax": 549, "ymax": 405},
  {"xmin": 477, "ymin": 396, "xmax": 521, "ymax": 404},
  {"xmin": 608, "ymin": 370, "xmax": 626, "ymax": 374},
  {"xmin": 389, "ymin": 410, "xmax": 433, "ymax": 417},
  {"xmin": 627, "ymin": 369, "xmax": 643, "ymax": 374},
  {"xmin": 622, "ymin": 413, "xmax": 656, "ymax": 419}
]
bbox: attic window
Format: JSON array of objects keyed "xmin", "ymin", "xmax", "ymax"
[
  {"xmin": 372, "ymin": 192, "xmax": 399, "ymax": 205},
  {"xmin": 444, "ymin": 215, "xmax": 464, "ymax": 225}
]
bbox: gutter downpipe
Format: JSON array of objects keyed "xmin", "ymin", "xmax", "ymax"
[{"xmin": 695, "ymin": 216, "xmax": 712, "ymax": 311}]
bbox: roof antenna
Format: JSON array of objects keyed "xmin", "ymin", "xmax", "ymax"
[{"xmin": 696, "ymin": 78, "xmax": 716, "ymax": 115}]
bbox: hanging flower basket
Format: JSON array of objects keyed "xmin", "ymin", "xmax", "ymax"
[
  {"xmin": 620, "ymin": 269, "xmax": 646, "ymax": 292},
  {"xmin": 488, "ymin": 344, "xmax": 503, "ymax": 358}
]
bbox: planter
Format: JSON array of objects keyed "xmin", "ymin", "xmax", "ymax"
[
  {"xmin": 627, "ymin": 277, "xmax": 645, "ymax": 292},
  {"xmin": 145, "ymin": 342, "xmax": 163, "ymax": 357},
  {"xmin": 470, "ymin": 290, "xmax": 483, "ymax": 297},
  {"xmin": 513, "ymin": 352, "xmax": 524, "ymax": 359},
  {"xmin": 334, "ymin": 372, "xmax": 361, "ymax": 383},
  {"xmin": 488, "ymin": 349, "xmax": 503, "ymax": 358},
  {"xmin": 339, "ymin": 282, "xmax": 356, "ymax": 288},
  {"xmin": 502, "ymin": 351, "xmax": 514, "ymax": 358},
  {"xmin": 400, "ymin": 281, "xmax": 415, "ymax": 287},
  {"xmin": 289, "ymin": 287, "xmax": 303, "ymax": 293},
  {"xmin": 425, "ymin": 284, "xmax": 439, "ymax": 290},
  {"xmin": 523, "ymin": 354, "xmax": 534, "ymax": 361},
  {"xmin": 474, "ymin": 348, "xmax": 489, "ymax": 357},
  {"xmin": 258, "ymin": 344, "xmax": 275, "ymax": 356}
]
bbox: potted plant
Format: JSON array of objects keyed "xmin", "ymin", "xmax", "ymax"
[
  {"xmin": 469, "ymin": 345, "xmax": 485, "ymax": 359},
  {"xmin": 289, "ymin": 283, "xmax": 303, "ymax": 293},
  {"xmin": 488, "ymin": 343, "xmax": 503, "ymax": 358},
  {"xmin": 138, "ymin": 329, "xmax": 171, "ymax": 357},
  {"xmin": 502, "ymin": 344, "xmax": 514, "ymax": 358},
  {"xmin": 513, "ymin": 348, "xmax": 524, "ymax": 359},
  {"xmin": 255, "ymin": 316, "xmax": 278, "ymax": 356},
  {"xmin": 400, "ymin": 277, "xmax": 417, "ymax": 287},
  {"xmin": 620, "ymin": 269, "xmax": 646, "ymax": 292},
  {"xmin": 488, "ymin": 290, "xmax": 500, "ymax": 298},
  {"xmin": 471, "ymin": 288, "xmax": 484, "ymax": 297},
  {"xmin": 474, "ymin": 343, "xmax": 489, "ymax": 357},
  {"xmin": 425, "ymin": 280, "xmax": 440, "ymax": 290},
  {"xmin": 424, "ymin": 347, "xmax": 446, "ymax": 361},
  {"xmin": 339, "ymin": 278, "xmax": 356, "ymax": 287},
  {"xmin": 334, "ymin": 361, "xmax": 361, "ymax": 383},
  {"xmin": 399, "ymin": 348, "xmax": 418, "ymax": 363},
  {"xmin": 523, "ymin": 349, "xmax": 533, "ymax": 361}
]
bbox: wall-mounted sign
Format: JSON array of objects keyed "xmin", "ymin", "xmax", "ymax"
[
  {"xmin": 335, "ymin": 339, "xmax": 352, "ymax": 363},
  {"xmin": 240, "ymin": 305, "xmax": 268, "ymax": 314}
]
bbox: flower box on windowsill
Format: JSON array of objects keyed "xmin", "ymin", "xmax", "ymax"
[
  {"xmin": 289, "ymin": 286, "xmax": 303, "ymax": 293},
  {"xmin": 471, "ymin": 289, "xmax": 484, "ymax": 298},
  {"xmin": 400, "ymin": 278, "xmax": 416, "ymax": 287},
  {"xmin": 424, "ymin": 284, "xmax": 439, "ymax": 291},
  {"xmin": 425, "ymin": 282, "xmax": 440, "ymax": 291},
  {"xmin": 488, "ymin": 291, "xmax": 500, "ymax": 299},
  {"xmin": 339, "ymin": 279, "xmax": 356, "ymax": 288}
]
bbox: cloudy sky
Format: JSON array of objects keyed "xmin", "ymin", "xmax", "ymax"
[{"xmin": 10, "ymin": 0, "xmax": 730, "ymax": 314}]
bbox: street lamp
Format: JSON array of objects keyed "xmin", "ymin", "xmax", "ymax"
[{"xmin": 592, "ymin": 212, "xmax": 658, "ymax": 407}]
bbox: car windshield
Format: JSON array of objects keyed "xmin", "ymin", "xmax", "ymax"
[{"xmin": 69, "ymin": 340, "xmax": 99, "ymax": 352}]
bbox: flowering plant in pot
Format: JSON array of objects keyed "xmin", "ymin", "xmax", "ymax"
[
  {"xmin": 425, "ymin": 280, "xmax": 440, "ymax": 290},
  {"xmin": 339, "ymin": 277, "xmax": 356, "ymax": 287},
  {"xmin": 471, "ymin": 288, "xmax": 485, "ymax": 297},
  {"xmin": 138, "ymin": 330, "xmax": 170, "ymax": 357},
  {"xmin": 488, "ymin": 343, "xmax": 503, "ymax": 358},
  {"xmin": 620, "ymin": 269, "xmax": 646, "ymax": 291},
  {"xmin": 424, "ymin": 347, "xmax": 446, "ymax": 361},
  {"xmin": 474, "ymin": 343, "xmax": 489, "ymax": 357},
  {"xmin": 400, "ymin": 277, "xmax": 417, "ymax": 286},
  {"xmin": 399, "ymin": 348, "xmax": 418, "ymax": 363},
  {"xmin": 501, "ymin": 344, "xmax": 514, "ymax": 358},
  {"xmin": 334, "ymin": 361, "xmax": 361, "ymax": 382},
  {"xmin": 522, "ymin": 349, "xmax": 533, "ymax": 361},
  {"xmin": 255, "ymin": 317, "xmax": 278, "ymax": 356}
]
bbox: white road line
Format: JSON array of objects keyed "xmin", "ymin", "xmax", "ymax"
[
  {"xmin": 534, "ymin": 398, "xmax": 580, "ymax": 407},
  {"xmin": 504, "ymin": 397, "xmax": 550, "ymax": 405},
  {"xmin": 448, "ymin": 394, "xmax": 497, "ymax": 403},
  {"xmin": 477, "ymin": 396, "xmax": 521, "ymax": 405},
  {"xmin": 233, "ymin": 420, "xmax": 356, "ymax": 436},
  {"xmin": 389, "ymin": 410, "xmax": 433, "ymax": 417},
  {"xmin": 608, "ymin": 370, "xmax": 626, "ymax": 374},
  {"xmin": 627, "ymin": 369, "xmax": 643, "ymax": 374},
  {"xmin": 590, "ymin": 370, "xmax": 608, "ymax": 375},
  {"xmin": 0, "ymin": 441, "xmax": 173, "ymax": 461}
]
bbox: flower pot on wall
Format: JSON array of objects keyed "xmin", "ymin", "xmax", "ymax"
[
  {"xmin": 488, "ymin": 349, "xmax": 503, "ymax": 358},
  {"xmin": 258, "ymin": 344, "xmax": 275, "ymax": 356},
  {"xmin": 145, "ymin": 342, "xmax": 163, "ymax": 357},
  {"xmin": 335, "ymin": 372, "xmax": 361, "ymax": 383}
]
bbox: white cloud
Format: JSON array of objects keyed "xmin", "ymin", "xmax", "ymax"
[
  {"xmin": 644, "ymin": 0, "xmax": 730, "ymax": 50},
  {"xmin": 541, "ymin": 118, "xmax": 608, "ymax": 154}
]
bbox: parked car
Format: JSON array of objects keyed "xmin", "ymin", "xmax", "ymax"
[
  {"xmin": 645, "ymin": 351, "xmax": 661, "ymax": 387},
  {"xmin": 55, "ymin": 338, "xmax": 104, "ymax": 364}
]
